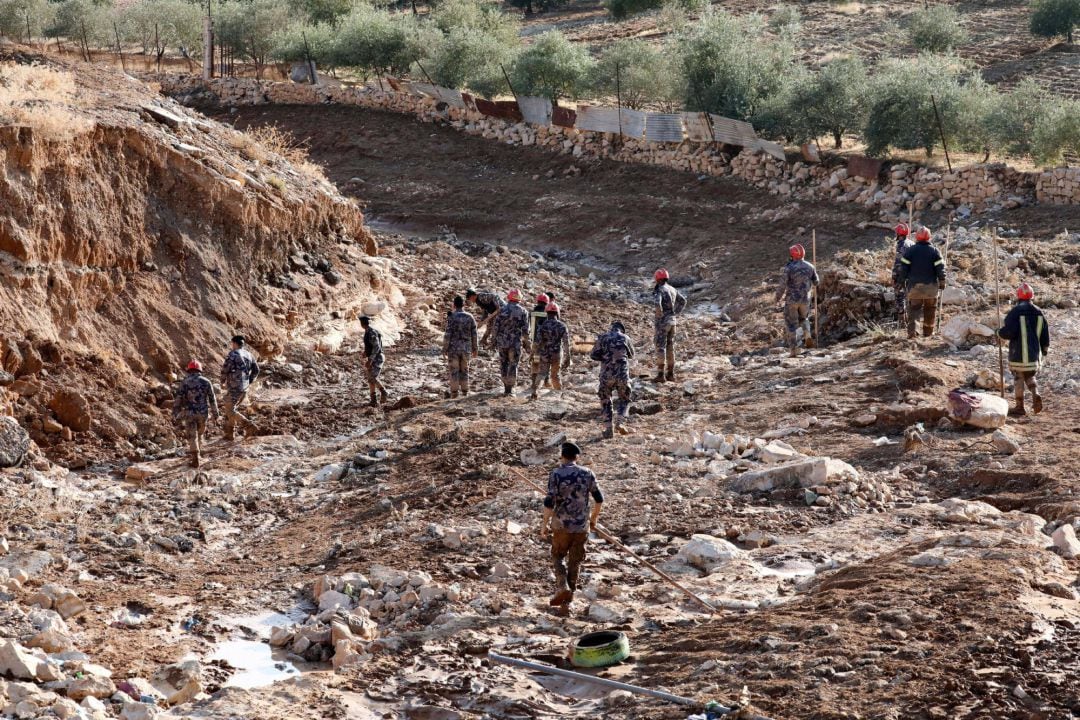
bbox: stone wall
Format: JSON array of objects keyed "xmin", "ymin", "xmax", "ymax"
[{"xmin": 156, "ymin": 75, "xmax": 1078, "ymax": 219}]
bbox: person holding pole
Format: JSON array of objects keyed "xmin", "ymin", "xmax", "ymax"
[
  {"xmin": 775, "ymin": 244, "xmax": 819, "ymax": 357},
  {"xmin": 890, "ymin": 224, "xmax": 913, "ymax": 327},
  {"xmin": 540, "ymin": 442, "xmax": 603, "ymax": 610},
  {"xmin": 898, "ymin": 227, "xmax": 946, "ymax": 339},
  {"xmin": 996, "ymin": 283, "xmax": 1050, "ymax": 416}
]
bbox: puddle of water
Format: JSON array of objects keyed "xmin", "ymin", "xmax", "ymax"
[{"xmin": 209, "ymin": 640, "xmax": 302, "ymax": 689}]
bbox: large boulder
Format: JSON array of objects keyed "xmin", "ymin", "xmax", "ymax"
[
  {"xmin": 150, "ymin": 660, "xmax": 202, "ymax": 705},
  {"xmin": 947, "ymin": 390, "xmax": 1008, "ymax": 429},
  {"xmin": 49, "ymin": 389, "xmax": 92, "ymax": 432},
  {"xmin": 0, "ymin": 640, "xmax": 42, "ymax": 679},
  {"xmin": 676, "ymin": 534, "xmax": 744, "ymax": 572},
  {"xmin": 0, "ymin": 416, "xmax": 30, "ymax": 467}
]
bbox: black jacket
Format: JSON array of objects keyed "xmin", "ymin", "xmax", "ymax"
[
  {"xmin": 997, "ymin": 301, "xmax": 1049, "ymax": 371},
  {"xmin": 899, "ymin": 242, "xmax": 946, "ymax": 288}
]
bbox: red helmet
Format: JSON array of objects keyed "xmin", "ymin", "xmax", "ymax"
[
  {"xmin": 895, "ymin": 223, "xmax": 909, "ymax": 237},
  {"xmin": 1016, "ymin": 283, "xmax": 1034, "ymax": 301},
  {"xmin": 187, "ymin": 360, "xmax": 202, "ymax": 372},
  {"xmin": 789, "ymin": 244, "xmax": 805, "ymax": 260},
  {"xmin": 545, "ymin": 302, "xmax": 560, "ymax": 313},
  {"xmin": 654, "ymin": 268, "xmax": 669, "ymax": 281},
  {"xmin": 536, "ymin": 293, "xmax": 549, "ymax": 304},
  {"xmin": 507, "ymin": 289, "xmax": 521, "ymax": 302},
  {"xmin": 915, "ymin": 227, "xmax": 932, "ymax": 243}
]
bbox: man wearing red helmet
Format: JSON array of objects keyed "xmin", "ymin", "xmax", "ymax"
[
  {"xmin": 652, "ymin": 269, "xmax": 687, "ymax": 381},
  {"xmin": 898, "ymin": 226, "xmax": 947, "ymax": 339},
  {"xmin": 890, "ymin": 224, "xmax": 913, "ymax": 326},
  {"xmin": 491, "ymin": 289, "xmax": 531, "ymax": 396},
  {"xmin": 530, "ymin": 302, "xmax": 571, "ymax": 400},
  {"xmin": 997, "ymin": 283, "xmax": 1050, "ymax": 416},
  {"xmin": 529, "ymin": 293, "xmax": 552, "ymax": 389},
  {"xmin": 775, "ymin": 244, "xmax": 819, "ymax": 356},
  {"xmin": 172, "ymin": 360, "xmax": 219, "ymax": 469}
]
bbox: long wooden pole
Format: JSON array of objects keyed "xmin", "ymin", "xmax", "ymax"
[
  {"xmin": 936, "ymin": 222, "xmax": 950, "ymax": 334},
  {"xmin": 992, "ymin": 229, "xmax": 1005, "ymax": 398},
  {"xmin": 507, "ymin": 467, "xmax": 718, "ymax": 614},
  {"xmin": 812, "ymin": 229, "xmax": 819, "ymax": 346}
]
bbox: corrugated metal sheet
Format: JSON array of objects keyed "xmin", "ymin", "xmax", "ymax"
[
  {"xmin": 518, "ymin": 96, "xmax": 552, "ymax": 126},
  {"xmin": 646, "ymin": 113, "xmax": 684, "ymax": 143},
  {"xmin": 754, "ymin": 138, "xmax": 786, "ymax": 161},
  {"xmin": 683, "ymin": 112, "xmax": 713, "ymax": 142},
  {"xmin": 411, "ymin": 82, "xmax": 438, "ymax": 98},
  {"xmin": 575, "ymin": 105, "xmax": 622, "ymax": 134},
  {"xmin": 436, "ymin": 86, "xmax": 467, "ymax": 108},
  {"xmin": 709, "ymin": 115, "xmax": 758, "ymax": 147},
  {"xmin": 620, "ymin": 109, "xmax": 646, "ymax": 139}
]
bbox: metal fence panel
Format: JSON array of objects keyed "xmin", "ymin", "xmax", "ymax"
[
  {"xmin": 411, "ymin": 82, "xmax": 438, "ymax": 98},
  {"xmin": 575, "ymin": 105, "xmax": 622, "ymax": 134},
  {"xmin": 708, "ymin": 115, "xmax": 758, "ymax": 147},
  {"xmin": 432, "ymin": 86, "xmax": 466, "ymax": 108},
  {"xmin": 754, "ymin": 138, "xmax": 786, "ymax": 161},
  {"xmin": 518, "ymin": 96, "xmax": 552, "ymax": 126},
  {"xmin": 682, "ymin": 112, "xmax": 713, "ymax": 142},
  {"xmin": 620, "ymin": 109, "xmax": 646, "ymax": 139},
  {"xmin": 646, "ymin": 113, "xmax": 684, "ymax": 143}
]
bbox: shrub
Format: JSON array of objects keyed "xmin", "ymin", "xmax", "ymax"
[
  {"xmin": 216, "ymin": 0, "xmax": 294, "ymax": 78},
  {"xmin": 271, "ymin": 21, "xmax": 336, "ymax": 68},
  {"xmin": 119, "ymin": 0, "xmax": 203, "ymax": 66},
  {"xmin": 907, "ymin": 5, "xmax": 969, "ymax": 53},
  {"xmin": 782, "ymin": 55, "xmax": 869, "ymax": 147},
  {"xmin": 606, "ymin": 0, "xmax": 701, "ymax": 21},
  {"xmin": 328, "ymin": 5, "xmax": 432, "ymax": 76},
  {"xmin": 300, "ymin": 0, "xmax": 356, "ymax": 26},
  {"xmin": 768, "ymin": 3, "xmax": 801, "ymax": 39},
  {"xmin": 509, "ymin": 30, "xmax": 593, "ymax": 102},
  {"xmin": 506, "ymin": 0, "xmax": 568, "ymax": 16},
  {"xmin": 0, "ymin": 0, "xmax": 54, "ymax": 43},
  {"xmin": 675, "ymin": 9, "xmax": 796, "ymax": 122},
  {"xmin": 432, "ymin": 0, "xmax": 519, "ymax": 44},
  {"xmin": 590, "ymin": 38, "xmax": 681, "ymax": 109},
  {"xmin": 1031, "ymin": 97, "xmax": 1080, "ymax": 165},
  {"xmin": 1029, "ymin": 0, "xmax": 1080, "ymax": 42},
  {"xmin": 0, "ymin": 63, "xmax": 91, "ymax": 140},
  {"xmin": 428, "ymin": 26, "xmax": 517, "ymax": 96},
  {"xmin": 47, "ymin": 0, "xmax": 112, "ymax": 48},
  {"xmin": 985, "ymin": 79, "xmax": 1052, "ymax": 157}
]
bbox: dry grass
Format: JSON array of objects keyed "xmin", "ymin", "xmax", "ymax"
[
  {"xmin": 0, "ymin": 62, "xmax": 92, "ymax": 141},
  {"xmin": 229, "ymin": 122, "xmax": 328, "ymax": 183}
]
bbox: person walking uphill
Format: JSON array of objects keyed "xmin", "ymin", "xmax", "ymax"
[
  {"xmin": 652, "ymin": 269, "xmax": 687, "ymax": 382},
  {"xmin": 898, "ymin": 227, "xmax": 946, "ymax": 339},
  {"xmin": 891, "ymin": 224, "xmax": 913, "ymax": 326},
  {"xmin": 492, "ymin": 289, "xmax": 531, "ymax": 396},
  {"xmin": 173, "ymin": 360, "xmax": 219, "ymax": 469},
  {"xmin": 361, "ymin": 316, "xmax": 389, "ymax": 407},
  {"xmin": 529, "ymin": 293, "xmax": 551, "ymax": 388},
  {"xmin": 775, "ymin": 244, "xmax": 819, "ymax": 356},
  {"xmin": 444, "ymin": 295, "xmax": 479, "ymax": 398},
  {"xmin": 541, "ymin": 442, "xmax": 603, "ymax": 609},
  {"xmin": 466, "ymin": 288, "xmax": 504, "ymax": 347},
  {"xmin": 220, "ymin": 335, "xmax": 260, "ymax": 441},
  {"xmin": 590, "ymin": 321, "xmax": 635, "ymax": 439},
  {"xmin": 530, "ymin": 303, "xmax": 571, "ymax": 400},
  {"xmin": 997, "ymin": 283, "xmax": 1050, "ymax": 417}
]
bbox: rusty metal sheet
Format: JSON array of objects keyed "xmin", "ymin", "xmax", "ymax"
[
  {"xmin": 384, "ymin": 76, "xmax": 403, "ymax": 92},
  {"xmin": 848, "ymin": 155, "xmax": 884, "ymax": 180},
  {"xmin": 683, "ymin": 112, "xmax": 713, "ymax": 142},
  {"xmin": 517, "ymin": 96, "xmax": 552, "ymax": 126},
  {"xmin": 551, "ymin": 106, "xmax": 577, "ymax": 128},
  {"xmin": 646, "ymin": 113, "xmax": 684, "ymax": 143},
  {"xmin": 708, "ymin": 115, "xmax": 758, "ymax": 147},
  {"xmin": 473, "ymin": 98, "xmax": 522, "ymax": 121}
]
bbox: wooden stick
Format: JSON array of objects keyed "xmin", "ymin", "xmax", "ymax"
[
  {"xmin": 936, "ymin": 221, "xmax": 950, "ymax": 334},
  {"xmin": 812, "ymin": 229, "xmax": 819, "ymax": 346},
  {"xmin": 992, "ymin": 229, "xmax": 1005, "ymax": 399},
  {"xmin": 507, "ymin": 467, "xmax": 718, "ymax": 614}
]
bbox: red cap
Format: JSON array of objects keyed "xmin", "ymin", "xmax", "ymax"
[
  {"xmin": 545, "ymin": 302, "xmax": 560, "ymax": 313},
  {"xmin": 895, "ymin": 224, "xmax": 909, "ymax": 237},
  {"xmin": 536, "ymin": 293, "xmax": 549, "ymax": 304},
  {"xmin": 1016, "ymin": 283, "xmax": 1033, "ymax": 301},
  {"xmin": 507, "ymin": 289, "xmax": 521, "ymax": 302},
  {"xmin": 187, "ymin": 360, "xmax": 202, "ymax": 372},
  {"xmin": 789, "ymin": 244, "xmax": 805, "ymax": 260},
  {"xmin": 654, "ymin": 268, "xmax": 670, "ymax": 281},
  {"xmin": 915, "ymin": 227, "xmax": 932, "ymax": 242}
]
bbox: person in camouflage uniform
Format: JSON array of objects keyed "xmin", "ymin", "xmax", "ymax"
[
  {"xmin": 775, "ymin": 244, "xmax": 820, "ymax": 356},
  {"xmin": 541, "ymin": 442, "xmax": 604, "ymax": 609},
  {"xmin": 443, "ymin": 295, "xmax": 479, "ymax": 398},
  {"xmin": 466, "ymin": 289, "xmax": 504, "ymax": 347},
  {"xmin": 530, "ymin": 302, "xmax": 571, "ymax": 400},
  {"xmin": 651, "ymin": 269, "xmax": 687, "ymax": 382},
  {"xmin": 361, "ymin": 316, "xmax": 389, "ymax": 407},
  {"xmin": 590, "ymin": 321, "xmax": 635, "ymax": 439},
  {"xmin": 529, "ymin": 293, "xmax": 552, "ymax": 388},
  {"xmin": 220, "ymin": 335, "xmax": 260, "ymax": 441},
  {"xmin": 491, "ymin": 289, "xmax": 531, "ymax": 396},
  {"xmin": 890, "ymin": 224, "xmax": 912, "ymax": 326},
  {"xmin": 173, "ymin": 360, "xmax": 219, "ymax": 469}
]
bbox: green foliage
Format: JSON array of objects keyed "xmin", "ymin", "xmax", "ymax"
[
  {"xmin": 431, "ymin": 0, "xmax": 519, "ymax": 43},
  {"xmin": 1029, "ymin": 0, "xmax": 1080, "ymax": 42},
  {"xmin": 1031, "ymin": 97, "xmax": 1080, "ymax": 164},
  {"xmin": 906, "ymin": 5, "xmax": 969, "ymax": 53},
  {"xmin": 775, "ymin": 55, "xmax": 868, "ymax": 147},
  {"xmin": 0, "ymin": 0, "xmax": 54, "ymax": 41},
  {"xmin": 506, "ymin": 0, "xmax": 568, "ymax": 16},
  {"xmin": 300, "ymin": 0, "xmax": 356, "ymax": 26},
  {"xmin": 863, "ymin": 54, "xmax": 990, "ymax": 157},
  {"xmin": 590, "ymin": 38, "xmax": 680, "ymax": 109},
  {"xmin": 118, "ymin": 0, "xmax": 202, "ymax": 58},
  {"xmin": 270, "ymin": 20, "xmax": 335, "ymax": 66},
  {"xmin": 329, "ymin": 5, "xmax": 433, "ymax": 75},
  {"xmin": 216, "ymin": 0, "xmax": 294, "ymax": 75},
  {"xmin": 47, "ymin": 0, "xmax": 112, "ymax": 46},
  {"xmin": 985, "ymin": 79, "xmax": 1051, "ymax": 157},
  {"xmin": 428, "ymin": 26, "xmax": 517, "ymax": 96},
  {"xmin": 768, "ymin": 3, "xmax": 801, "ymax": 39},
  {"xmin": 605, "ymin": 0, "xmax": 700, "ymax": 21},
  {"xmin": 676, "ymin": 9, "xmax": 796, "ymax": 122},
  {"xmin": 509, "ymin": 30, "xmax": 593, "ymax": 101}
]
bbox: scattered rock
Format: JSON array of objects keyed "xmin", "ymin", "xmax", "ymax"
[
  {"xmin": 0, "ymin": 640, "xmax": 42, "ymax": 679},
  {"xmin": 991, "ymin": 429, "xmax": 1020, "ymax": 455},
  {"xmin": 676, "ymin": 534, "xmax": 744, "ymax": 572},
  {"xmin": 1052, "ymin": 524, "xmax": 1080, "ymax": 559},
  {"xmin": 0, "ymin": 416, "xmax": 30, "ymax": 467},
  {"xmin": 48, "ymin": 389, "xmax": 92, "ymax": 432},
  {"xmin": 151, "ymin": 660, "xmax": 202, "ymax": 705},
  {"xmin": 67, "ymin": 676, "xmax": 117, "ymax": 701},
  {"xmin": 125, "ymin": 464, "xmax": 157, "ymax": 482}
]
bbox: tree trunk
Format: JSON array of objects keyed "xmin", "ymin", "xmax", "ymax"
[{"xmin": 833, "ymin": 130, "xmax": 842, "ymax": 149}]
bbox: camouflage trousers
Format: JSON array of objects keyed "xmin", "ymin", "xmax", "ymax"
[
  {"xmin": 447, "ymin": 353, "xmax": 470, "ymax": 394},
  {"xmin": 1012, "ymin": 369, "xmax": 1040, "ymax": 401},
  {"xmin": 222, "ymin": 391, "xmax": 253, "ymax": 440},
  {"xmin": 893, "ymin": 281, "xmax": 907, "ymax": 322},
  {"xmin": 783, "ymin": 302, "xmax": 811, "ymax": 348},
  {"xmin": 654, "ymin": 322, "xmax": 675, "ymax": 370},
  {"xmin": 552, "ymin": 530, "xmax": 588, "ymax": 592},
  {"xmin": 533, "ymin": 352, "xmax": 562, "ymax": 392},
  {"xmin": 498, "ymin": 347, "xmax": 522, "ymax": 387},
  {"xmin": 599, "ymin": 373, "xmax": 631, "ymax": 427},
  {"xmin": 182, "ymin": 416, "xmax": 207, "ymax": 466}
]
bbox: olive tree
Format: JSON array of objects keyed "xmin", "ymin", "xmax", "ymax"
[
  {"xmin": 590, "ymin": 38, "xmax": 681, "ymax": 110},
  {"xmin": 216, "ymin": 0, "xmax": 294, "ymax": 78},
  {"xmin": 1031, "ymin": 97, "xmax": 1080, "ymax": 165},
  {"xmin": 0, "ymin": 0, "xmax": 54, "ymax": 43},
  {"xmin": 1029, "ymin": 0, "xmax": 1080, "ymax": 42},
  {"xmin": 509, "ymin": 30, "xmax": 594, "ymax": 102},
  {"xmin": 907, "ymin": 5, "xmax": 968, "ymax": 53}
]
